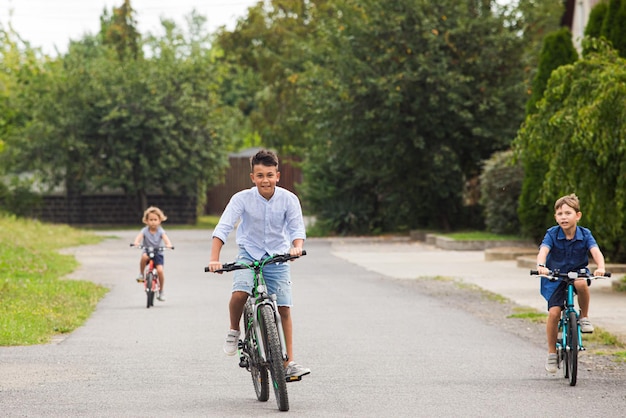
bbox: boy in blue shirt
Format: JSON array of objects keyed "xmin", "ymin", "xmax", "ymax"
[
  {"xmin": 207, "ymin": 149, "xmax": 310, "ymax": 379},
  {"xmin": 535, "ymin": 194, "xmax": 605, "ymax": 373}
]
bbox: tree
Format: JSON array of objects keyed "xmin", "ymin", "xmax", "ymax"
[
  {"xmin": 514, "ymin": 41, "xmax": 626, "ymax": 259},
  {"xmin": 601, "ymin": 0, "xmax": 626, "ymax": 56},
  {"xmin": 2, "ymin": 6, "xmax": 231, "ymax": 218},
  {"xmin": 298, "ymin": 0, "xmax": 526, "ymax": 233},
  {"xmin": 525, "ymin": 27, "xmax": 578, "ymax": 115},
  {"xmin": 215, "ymin": 0, "xmax": 322, "ymax": 155}
]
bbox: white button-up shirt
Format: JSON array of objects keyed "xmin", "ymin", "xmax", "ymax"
[{"xmin": 212, "ymin": 186, "xmax": 306, "ymax": 259}]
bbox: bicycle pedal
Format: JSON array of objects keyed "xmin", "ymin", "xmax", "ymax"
[{"xmin": 286, "ymin": 376, "xmax": 302, "ymax": 383}]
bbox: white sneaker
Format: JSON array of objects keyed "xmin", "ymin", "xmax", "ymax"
[
  {"xmin": 223, "ymin": 330, "xmax": 240, "ymax": 356},
  {"xmin": 580, "ymin": 317, "xmax": 594, "ymax": 333},
  {"xmin": 285, "ymin": 361, "xmax": 311, "ymax": 379},
  {"xmin": 545, "ymin": 353, "xmax": 558, "ymax": 373},
  {"xmin": 157, "ymin": 291, "xmax": 166, "ymax": 301}
]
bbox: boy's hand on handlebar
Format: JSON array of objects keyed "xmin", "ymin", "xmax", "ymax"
[
  {"xmin": 208, "ymin": 260, "xmax": 223, "ymax": 273},
  {"xmin": 289, "ymin": 246, "xmax": 304, "ymax": 257},
  {"xmin": 537, "ymin": 266, "xmax": 549, "ymax": 276},
  {"xmin": 593, "ymin": 268, "xmax": 605, "ymax": 277}
]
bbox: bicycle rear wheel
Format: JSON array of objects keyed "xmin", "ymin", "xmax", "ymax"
[
  {"xmin": 260, "ymin": 305, "xmax": 289, "ymax": 411},
  {"xmin": 567, "ymin": 311, "xmax": 578, "ymax": 386},
  {"xmin": 245, "ymin": 304, "xmax": 269, "ymax": 401}
]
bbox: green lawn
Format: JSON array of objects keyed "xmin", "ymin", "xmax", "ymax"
[{"xmin": 0, "ymin": 214, "xmax": 107, "ymax": 345}]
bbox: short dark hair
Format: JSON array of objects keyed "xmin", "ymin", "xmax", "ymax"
[
  {"xmin": 554, "ymin": 193, "xmax": 580, "ymax": 212},
  {"xmin": 250, "ymin": 149, "xmax": 279, "ymax": 170}
]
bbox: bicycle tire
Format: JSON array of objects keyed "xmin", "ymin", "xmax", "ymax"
[
  {"xmin": 245, "ymin": 304, "xmax": 269, "ymax": 401},
  {"xmin": 567, "ymin": 311, "xmax": 578, "ymax": 386},
  {"xmin": 260, "ymin": 305, "xmax": 289, "ymax": 411},
  {"xmin": 146, "ymin": 273, "xmax": 155, "ymax": 308}
]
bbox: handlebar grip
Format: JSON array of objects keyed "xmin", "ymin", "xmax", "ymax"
[
  {"xmin": 204, "ymin": 266, "xmax": 210, "ymax": 272},
  {"xmin": 604, "ymin": 272, "xmax": 611, "ymax": 278},
  {"xmin": 302, "ymin": 250, "xmax": 307, "ymax": 256},
  {"xmin": 530, "ymin": 270, "xmax": 538, "ymax": 275}
]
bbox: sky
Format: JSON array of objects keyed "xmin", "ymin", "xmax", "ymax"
[{"xmin": 1, "ymin": 0, "xmax": 261, "ymax": 56}]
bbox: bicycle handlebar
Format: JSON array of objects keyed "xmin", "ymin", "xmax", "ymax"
[
  {"xmin": 130, "ymin": 244, "xmax": 175, "ymax": 251},
  {"xmin": 529, "ymin": 268, "xmax": 611, "ymax": 281},
  {"xmin": 205, "ymin": 250, "xmax": 307, "ymax": 273}
]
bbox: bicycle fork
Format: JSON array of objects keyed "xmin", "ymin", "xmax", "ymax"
[
  {"xmin": 252, "ymin": 299, "xmax": 289, "ymax": 363},
  {"xmin": 558, "ymin": 310, "xmax": 585, "ymax": 357}
]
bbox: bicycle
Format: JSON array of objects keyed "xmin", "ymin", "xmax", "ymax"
[
  {"xmin": 530, "ymin": 268, "xmax": 610, "ymax": 386},
  {"xmin": 131, "ymin": 244, "xmax": 173, "ymax": 308},
  {"xmin": 205, "ymin": 251, "xmax": 306, "ymax": 412}
]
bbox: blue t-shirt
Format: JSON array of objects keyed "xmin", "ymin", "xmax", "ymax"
[{"xmin": 539, "ymin": 225, "xmax": 598, "ymax": 300}]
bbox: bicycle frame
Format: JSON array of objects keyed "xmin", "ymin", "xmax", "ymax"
[
  {"xmin": 557, "ymin": 273, "xmax": 584, "ymax": 369},
  {"xmin": 246, "ymin": 265, "xmax": 289, "ymax": 363}
]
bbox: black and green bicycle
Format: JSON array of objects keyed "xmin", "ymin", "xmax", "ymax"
[{"xmin": 207, "ymin": 251, "xmax": 306, "ymax": 411}]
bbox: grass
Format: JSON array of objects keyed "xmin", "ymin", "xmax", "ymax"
[
  {"xmin": 0, "ymin": 214, "xmax": 108, "ymax": 345},
  {"xmin": 509, "ymin": 305, "xmax": 626, "ymax": 358},
  {"xmin": 508, "ymin": 307, "xmax": 548, "ymax": 323}
]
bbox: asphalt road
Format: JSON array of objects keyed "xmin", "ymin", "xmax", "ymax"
[{"xmin": 1, "ymin": 230, "xmax": 626, "ymax": 417}]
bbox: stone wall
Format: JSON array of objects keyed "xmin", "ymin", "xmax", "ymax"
[{"xmin": 39, "ymin": 194, "xmax": 197, "ymax": 225}]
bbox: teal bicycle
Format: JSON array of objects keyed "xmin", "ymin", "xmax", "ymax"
[
  {"xmin": 531, "ymin": 268, "xmax": 610, "ymax": 386},
  {"xmin": 206, "ymin": 251, "xmax": 306, "ymax": 411}
]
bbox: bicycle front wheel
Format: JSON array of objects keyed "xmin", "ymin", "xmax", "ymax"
[
  {"xmin": 260, "ymin": 305, "xmax": 289, "ymax": 411},
  {"xmin": 245, "ymin": 304, "xmax": 269, "ymax": 402},
  {"xmin": 567, "ymin": 311, "xmax": 578, "ymax": 386},
  {"xmin": 146, "ymin": 273, "xmax": 155, "ymax": 308}
]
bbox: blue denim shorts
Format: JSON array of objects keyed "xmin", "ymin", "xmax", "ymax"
[{"xmin": 232, "ymin": 247, "xmax": 292, "ymax": 307}]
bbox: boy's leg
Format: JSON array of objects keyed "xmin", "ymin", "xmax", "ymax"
[
  {"xmin": 229, "ymin": 291, "xmax": 248, "ymax": 331},
  {"xmin": 156, "ymin": 265, "xmax": 165, "ymax": 291},
  {"xmin": 545, "ymin": 306, "xmax": 561, "ymax": 373},
  {"xmin": 140, "ymin": 253, "xmax": 148, "ymax": 274},
  {"xmin": 278, "ymin": 306, "xmax": 293, "ymax": 365},
  {"xmin": 574, "ymin": 280, "xmax": 594, "ymax": 332},
  {"xmin": 223, "ymin": 291, "xmax": 247, "ymax": 355},
  {"xmin": 546, "ymin": 306, "xmax": 561, "ymax": 354},
  {"xmin": 574, "ymin": 280, "xmax": 590, "ymax": 318}
]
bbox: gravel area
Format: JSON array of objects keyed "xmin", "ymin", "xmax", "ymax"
[{"xmin": 396, "ymin": 276, "xmax": 626, "ymax": 379}]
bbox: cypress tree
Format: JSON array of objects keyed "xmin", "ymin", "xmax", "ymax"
[{"xmin": 526, "ymin": 27, "xmax": 578, "ymax": 115}]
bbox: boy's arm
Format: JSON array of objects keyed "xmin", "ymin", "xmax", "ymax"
[
  {"xmin": 589, "ymin": 247, "xmax": 606, "ymax": 276},
  {"xmin": 162, "ymin": 233, "xmax": 173, "ymax": 248},
  {"xmin": 208, "ymin": 237, "xmax": 225, "ymax": 272},
  {"xmin": 536, "ymin": 246, "xmax": 550, "ymax": 275},
  {"xmin": 133, "ymin": 231, "xmax": 143, "ymax": 246}
]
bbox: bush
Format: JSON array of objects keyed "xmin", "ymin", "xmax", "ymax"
[
  {"xmin": 0, "ymin": 178, "xmax": 42, "ymax": 217},
  {"xmin": 479, "ymin": 150, "xmax": 523, "ymax": 235}
]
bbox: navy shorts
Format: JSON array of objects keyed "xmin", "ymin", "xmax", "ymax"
[
  {"xmin": 547, "ymin": 280, "xmax": 590, "ymax": 310},
  {"xmin": 145, "ymin": 251, "xmax": 164, "ymax": 266}
]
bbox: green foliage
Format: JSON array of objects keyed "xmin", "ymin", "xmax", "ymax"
[
  {"xmin": 526, "ymin": 27, "xmax": 578, "ymax": 115},
  {"xmin": 1, "ymin": 9, "xmax": 232, "ymax": 217},
  {"xmin": 298, "ymin": 0, "xmax": 526, "ymax": 233},
  {"xmin": 514, "ymin": 41, "xmax": 626, "ymax": 260},
  {"xmin": 0, "ymin": 177, "xmax": 43, "ymax": 217},
  {"xmin": 479, "ymin": 150, "xmax": 523, "ymax": 235},
  {"xmin": 586, "ymin": 0, "xmax": 626, "ymax": 58},
  {"xmin": 604, "ymin": 0, "xmax": 626, "ymax": 57},
  {"xmin": 584, "ymin": 1, "xmax": 608, "ymax": 40}
]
